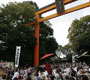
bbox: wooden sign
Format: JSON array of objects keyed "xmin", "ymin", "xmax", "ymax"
[{"xmin": 55, "ymin": 0, "xmax": 65, "ymax": 14}]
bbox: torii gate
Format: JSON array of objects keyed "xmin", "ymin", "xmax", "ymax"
[{"xmin": 25, "ymin": 0, "xmax": 90, "ymax": 66}]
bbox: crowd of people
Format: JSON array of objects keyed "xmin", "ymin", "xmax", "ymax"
[{"xmin": 0, "ymin": 62, "xmax": 90, "ymax": 80}]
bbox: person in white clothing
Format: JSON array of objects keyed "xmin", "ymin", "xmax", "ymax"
[
  {"xmin": 52, "ymin": 67, "xmax": 57, "ymax": 76},
  {"xmin": 54, "ymin": 69, "xmax": 60, "ymax": 80},
  {"xmin": 43, "ymin": 68, "xmax": 48, "ymax": 80},
  {"xmin": 12, "ymin": 69, "xmax": 19, "ymax": 80},
  {"xmin": 65, "ymin": 64, "xmax": 71, "ymax": 74}
]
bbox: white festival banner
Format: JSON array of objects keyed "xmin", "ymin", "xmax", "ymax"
[{"xmin": 15, "ymin": 46, "xmax": 21, "ymax": 68}]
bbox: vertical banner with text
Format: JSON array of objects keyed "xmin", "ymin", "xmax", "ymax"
[{"xmin": 15, "ymin": 46, "xmax": 21, "ymax": 68}]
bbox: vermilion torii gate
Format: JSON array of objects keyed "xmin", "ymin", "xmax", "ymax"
[{"xmin": 25, "ymin": 0, "xmax": 90, "ymax": 66}]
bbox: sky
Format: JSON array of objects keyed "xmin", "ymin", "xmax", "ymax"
[{"xmin": 0, "ymin": 0, "xmax": 90, "ymax": 46}]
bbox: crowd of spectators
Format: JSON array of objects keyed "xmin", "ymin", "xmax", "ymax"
[{"xmin": 0, "ymin": 62, "xmax": 90, "ymax": 80}]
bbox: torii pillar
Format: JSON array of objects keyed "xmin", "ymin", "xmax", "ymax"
[{"xmin": 34, "ymin": 15, "xmax": 39, "ymax": 66}]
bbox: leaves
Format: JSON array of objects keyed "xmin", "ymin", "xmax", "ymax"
[
  {"xmin": 39, "ymin": 22, "xmax": 58, "ymax": 59},
  {"xmin": 0, "ymin": 2, "xmax": 36, "ymax": 28},
  {"xmin": 0, "ymin": 2, "xmax": 37, "ymax": 65},
  {"xmin": 68, "ymin": 15, "xmax": 90, "ymax": 55}
]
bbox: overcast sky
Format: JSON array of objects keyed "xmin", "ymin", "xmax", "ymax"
[{"xmin": 0, "ymin": 0, "xmax": 90, "ymax": 46}]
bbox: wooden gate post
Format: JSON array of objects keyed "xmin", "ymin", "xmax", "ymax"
[{"xmin": 34, "ymin": 15, "xmax": 39, "ymax": 66}]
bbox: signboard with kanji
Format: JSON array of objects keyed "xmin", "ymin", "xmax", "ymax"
[
  {"xmin": 15, "ymin": 46, "xmax": 21, "ymax": 68},
  {"xmin": 55, "ymin": 0, "xmax": 65, "ymax": 14}
]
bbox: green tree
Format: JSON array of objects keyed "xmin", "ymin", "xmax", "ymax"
[
  {"xmin": 56, "ymin": 44, "xmax": 73, "ymax": 62},
  {"xmin": 0, "ymin": 1, "xmax": 58, "ymax": 66},
  {"xmin": 39, "ymin": 22, "xmax": 58, "ymax": 58},
  {"xmin": 0, "ymin": 2, "xmax": 37, "ymax": 66},
  {"xmin": 66, "ymin": 53, "xmax": 72, "ymax": 63},
  {"xmin": 57, "ymin": 44, "xmax": 72, "ymax": 55},
  {"xmin": 68, "ymin": 15, "xmax": 90, "ymax": 55}
]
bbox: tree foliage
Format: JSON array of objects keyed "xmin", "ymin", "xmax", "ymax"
[
  {"xmin": 68, "ymin": 15, "xmax": 90, "ymax": 55},
  {"xmin": 57, "ymin": 43, "xmax": 75, "ymax": 62},
  {"xmin": 57, "ymin": 44, "xmax": 72, "ymax": 55},
  {"xmin": 39, "ymin": 22, "xmax": 58, "ymax": 58},
  {"xmin": 56, "ymin": 44, "xmax": 73, "ymax": 62}
]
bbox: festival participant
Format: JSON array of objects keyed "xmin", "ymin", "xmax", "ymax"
[
  {"xmin": 45, "ymin": 62, "xmax": 51, "ymax": 74},
  {"xmin": 79, "ymin": 70, "xmax": 89, "ymax": 80},
  {"xmin": 54, "ymin": 69, "xmax": 60, "ymax": 80},
  {"xmin": 26, "ymin": 73, "xmax": 31, "ymax": 80},
  {"xmin": 12, "ymin": 69, "xmax": 19, "ymax": 80}
]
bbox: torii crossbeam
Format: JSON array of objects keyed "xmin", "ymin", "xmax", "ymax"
[{"xmin": 25, "ymin": 0, "xmax": 90, "ymax": 66}]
